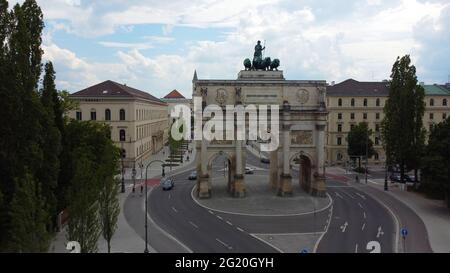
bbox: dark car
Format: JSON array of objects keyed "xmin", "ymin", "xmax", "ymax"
[
  {"xmin": 161, "ymin": 178, "xmax": 174, "ymax": 191},
  {"xmin": 188, "ymin": 171, "xmax": 197, "ymax": 180},
  {"xmin": 260, "ymin": 157, "xmax": 270, "ymax": 164},
  {"xmin": 389, "ymin": 173, "xmax": 401, "ymax": 183}
]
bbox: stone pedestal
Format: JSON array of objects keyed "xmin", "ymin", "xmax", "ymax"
[
  {"xmin": 311, "ymin": 173, "xmax": 326, "ymax": 197},
  {"xmin": 277, "ymin": 174, "xmax": 293, "ymax": 197},
  {"xmin": 232, "ymin": 174, "xmax": 246, "ymax": 198},
  {"xmin": 197, "ymin": 174, "xmax": 211, "ymax": 199}
]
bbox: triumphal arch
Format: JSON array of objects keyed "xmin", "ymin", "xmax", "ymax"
[{"xmin": 193, "ymin": 42, "xmax": 328, "ymax": 199}]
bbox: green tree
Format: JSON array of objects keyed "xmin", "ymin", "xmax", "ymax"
[
  {"xmin": 38, "ymin": 61, "xmax": 62, "ymax": 230},
  {"xmin": 97, "ymin": 137, "xmax": 120, "ymax": 253},
  {"xmin": 382, "ymin": 55, "xmax": 425, "ymax": 183},
  {"xmin": 9, "ymin": 172, "xmax": 49, "ymax": 252},
  {"xmin": 347, "ymin": 122, "xmax": 375, "ymax": 169},
  {"xmin": 67, "ymin": 150, "xmax": 101, "ymax": 253},
  {"xmin": 421, "ymin": 118, "xmax": 450, "ymax": 207}
]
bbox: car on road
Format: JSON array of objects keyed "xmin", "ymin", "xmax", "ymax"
[
  {"xmin": 161, "ymin": 177, "xmax": 174, "ymax": 191},
  {"xmin": 188, "ymin": 171, "xmax": 197, "ymax": 180},
  {"xmin": 389, "ymin": 173, "xmax": 401, "ymax": 183},
  {"xmin": 245, "ymin": 166, "xmax": 254, "ymax": 174},
  {"xmin": 260, "ymin": 157, "xmax": 270, "ymax": 164}
]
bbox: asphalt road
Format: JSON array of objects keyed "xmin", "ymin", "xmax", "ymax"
[{"xmin": 122, "ymin": 145, "xmax": 430, "ymax": 253}]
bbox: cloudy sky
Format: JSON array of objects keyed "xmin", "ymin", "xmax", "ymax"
[{"xmin": 9, "ymin": 0, "xmax": 450, "ymax": 98}]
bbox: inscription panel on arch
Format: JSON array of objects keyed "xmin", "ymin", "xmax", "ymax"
[{"xmin": 291, "ymin": 130, "xmax": 313, "ymax": 145}]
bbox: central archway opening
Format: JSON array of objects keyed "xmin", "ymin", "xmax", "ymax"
[
  {"xmin": 208, "ymin": 153, "xmax": 233, "ymax": 196},
  {"xmin": 291, "ymin": 153, "xmax": 313, "ymax": 193}
]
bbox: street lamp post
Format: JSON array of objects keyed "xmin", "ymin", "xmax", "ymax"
[
  {"xmin": 365, "ymin": 131, "xmax": 368, "ymax": 184},
  {"xmin": 144, "ymin": 160, "xmax": 165, "ymax": 253},
  {"xmin": 384, "ymin": 159, "xmax": 389, "ymax": 191}
]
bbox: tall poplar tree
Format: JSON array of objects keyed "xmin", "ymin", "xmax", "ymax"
[{"xmin": 382, "ymin": 55, "xmax": 426, "ymax": 183}]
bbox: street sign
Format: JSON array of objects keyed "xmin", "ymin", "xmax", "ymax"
[{"xmin": 401, "ymin": 228, "xmax": 408, "ymax": 237}]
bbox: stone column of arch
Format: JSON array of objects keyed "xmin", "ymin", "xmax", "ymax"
[
  {"xmin": 233, "ymin": 140, "xmax": 246, "ymax": 197},
  {"xmin": 197, "ymin": 137, "xmax": 211, "ymax": 198},
  {"xmin": 312, "ymin": 123, "xmax": 327, "ymax": 197},
  {"xmin": 269, "ymin": 148, "xmax": 279, "ymax": 189},
  {"xmin": 277, "ymin": 104, "xmax": 293, "ymax": 196}
]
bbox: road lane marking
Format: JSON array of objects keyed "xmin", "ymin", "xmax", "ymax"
[
  {"xmin": 358, "ymin": 202, "xmax": 363, "ymax": 209},
  {"xmin": 208, "ymin": 210, "xmax": 214, "ymax": 215},
  {"xmin": 217, "ymin": 215, "xmax": 223, "ymax": 220},
  {"xmin": 226, "ymin": 221, "xmax": 233, "ymax": 226},
  {"xmin": 189, "ymin": 221, "xmax": 199, "ymax": 229},
  {"xmin": 377, "ymin": 226, "xmax": 384, "ymax": 238},
  {"xmin": 313, "ymin": 195, "xmax": 334, "ymax": 253},
  {"xmin": 168, "ymin": 193, "xmax": 171, "ymax": 199},
  {"xmin": 355, "ymin": 192, "xmax": 366, "ymax": 200},
  {"xmin": 340, "ymin": 221, "xmax": 348, "ymax": 233},
  {"xmin": 363, "ymin": 212, "xmax": 366, "ymax": 219},
  {"xmin": 342, "ymin": 191, "xmax": 356, "ymax": 199},
  {"xmin": 171, "ymin": 206, "xmax": 178, "ymax": 213},
  {"xmin": 355, "ymin": 244, "xmax": 359, "ymax": 253},
  {"xmin": 361, "ymin": 223, "xmax": 366, "ymax": 231},
  {"xmin": 237, "ymin": 227, "xmax": 245, "ymax": 232},
  {"xmin": 335, "ymin": 192, "xmax": 344, "ymax": 199},
  {"xmin": 216, "ymin": 238, "xmax": 233, "ymax": 250}
]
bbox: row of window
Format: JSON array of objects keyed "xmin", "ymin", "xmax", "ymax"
[
  {"xmin": 336, "ymin": 98, "xmax": 448, "ymax": 107},
  {"xmin": 337, "ymin": 112, "xmax": 381, "ymax": 120},
  {"xmin": 336, "ymin": 123, "xmax": 380, "ymax": 132},
  {"xmin": 136, "ymin": 108, "xmax": 166, "ymax": 121},
  {"xmin": 337, "ymin": 98, "xmax": 382, "ymax": 107},
  {"xmin": 428, "ymin": 112, "xmax": 447, "ymax": 120},
  {"xmin": 336, "ymin": 152, "xmax": 380, "ymax": 161},
  {"xmin": 336, "ymin": 136, "xmax": 381, "ymax": 146},
  {"xmin": 429, "ymin": 98, "xmax": 448, "ymax": 107},
  {"xmin": 76, "ymin": 109, "xmax": 126, "ymax": 121}
]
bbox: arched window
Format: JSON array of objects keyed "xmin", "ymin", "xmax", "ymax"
[
  {"xmin": 443, "ymin": 99, "xmax": 447, "ymax": 106},
  {"xmin": 120, "ymin": 149, "xmax": 126, "ymax": 159},
  {"xmin": 376, "ymin": 98, "xmax": 380, "ymax": 107},
  {"xmin": 120, "ymin": 109, "xmax": 126, "ymax": 121},
  {"xmin": 363, "ymin": 98, "xmax": 368, "ymax": 107},
  {"xmin": 430, "ymin": 98, "xmax": 434, "ymax": 106},
  {"xmin": 90, "ymin": 109, "xmax": 96, "ymax": 120},
  {"xmin": 337, "ymin": 153, "xmax": 343, "ymax": 161},
  {"xmin": 119, "ymin": 129, "xmax": 126, "ymax": 142},
  {"xmin": 105, "ymin": 109, "xmax": 111, "ymax": 121},
  {"xmin": 338, "ymin": 98, "xmax": 342, "ymax": 107},
  {"xmin": 351, "ymin": 98, "xmax": 355, "ymax": 107},
  {"xmin": 374, "ymin": 153, "xmax": 379, "ymax": 160}
]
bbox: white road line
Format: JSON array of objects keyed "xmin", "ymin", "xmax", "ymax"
[
  {"xmin": 189, "ymin": 221, "xmax": 199, "ymax": 229},
  {"xmin": 171, "ymin": 206, "xmax": 178, "ymax": 213},
  {"xmin": 335, "ymin": 192, "xmax": 344, "ymax": 199},
  {"xmin": 216, "ymin": 238, "xmax": 232, "ymax": 250},
  {"xmin": 208, "ymin": 210, "xmax": 214, "ymax": 215},
  {"xmin": 168, "ymin": 193, "xmax": 171, "ymax": 199},
  {"xmin": 377, "ymin": 226, "xmax": 384, "ymax": 238},
  {"xmin": 236, "ymin": 227, "xmax": 245, "ymax": 232},
  {"xmin": 340, "ymin": 221, "xmax": 348, "ymax": 233},
  {"xmin": 313, "ymin": 194, "xmax": 334, "ymax": 253},
  {"xmin": 217, "ymin": 215, "xmax": 223, "ymax": 220},
  {"xmin": 358, "ymin": 202, "xmax": 364, "ymax": 209},
  {"xmin": 342, "ymin": 191, "xmax": 356, "ymax": 199},
  {"xmin": 355, "ymin": 244, "xmax": 359, "ymax": 253},
  {"xmin": 361, "ymin": 223, "xmax": 366, "ymax": 231},
  {"xmin": 226, "ymin": 221, "xmax": 233, "ymax": 226},
  {"xmin": 363, "ymin": 212, "xmax": 366, "ymax": 219},
  {"xmin": 355, "ymin": 192, "xmax": 366, "ymax": 200}
]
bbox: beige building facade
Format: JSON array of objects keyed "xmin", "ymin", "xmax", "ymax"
[
  {"xmin": 326, "ymin": 79, "xmax": 450, "ymax": 166},
  {"xmin": 68, "ymin": 80, "xmax": 169, "ymax": 167}
]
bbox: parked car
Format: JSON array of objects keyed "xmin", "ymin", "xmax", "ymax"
[
  {"xmin": 389, "ymin": 173, "xmax": 401, "ymax": 183},
  {"xmin": 260, "ymin": 157, "xmax": 270, "ymax": 164},
  {"xmin": 245, "ymin": 167, "xmax": 255, "ymax": 174},
  {"xmin": 188, "ymin": 171, "xmax": 197, "ymax": 180},
  {"xmin": 161, "ymin": 177, "xmax": 174, "ymax": 191}
]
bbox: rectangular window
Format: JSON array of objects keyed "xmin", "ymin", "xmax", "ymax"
[
  {"xmin": 443, "ymin": 113, "xmax": 447, "ymax": 120},
  {"xmin": 90, "ymin": 111, "xmax": 96, "ymax": 120},
  {"xmin": 338, "ymin": 113, "xmax": 342, "ymax": 120},
  {"xmin": 76, "ymin": 111, "xmax": 82, "ymax": 120},
  {"xmin": 375, "ymin": 137, "xmax": 380, "ymax": 145},
  {"xmin": 363, "ymin": 113, "xmax": 367, "ymax": 119},
  {"xmin": 430, "ymin": 113, "xmax": 434, "ymax": 120},
  {"xmin": 350, "ymin": 124, "xmax": 355, "ymax": 130},
  {"xmin": 351, "ymin": 113, "xmax": 355, "ymax": 120},
  {"xmin": 375, "ymin": 124, "xmax": 380, "ymax": 132},
  {"xmin": 376, "ymin": 113, "xmax": 380, "ymax": 120},
  {"xmin": 337, "ymin": 137, "xmax": 342, "ymax": 146},
  {"xmin": 337, "ymin": 124, "xmax": 342, "ymax": 132}
]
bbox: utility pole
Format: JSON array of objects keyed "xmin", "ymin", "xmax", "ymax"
[{"xmin": 365, "ymin": 130, "xmax": 368, "ymax": 184}]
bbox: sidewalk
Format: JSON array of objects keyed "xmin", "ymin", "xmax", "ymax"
[
  {"xmin": 49, "ymin": 142, "xmax": 197, "ymax": 253},
  {"xmin": 327, "ymin": 166, "xmax": 450, "ymax": 253}
]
